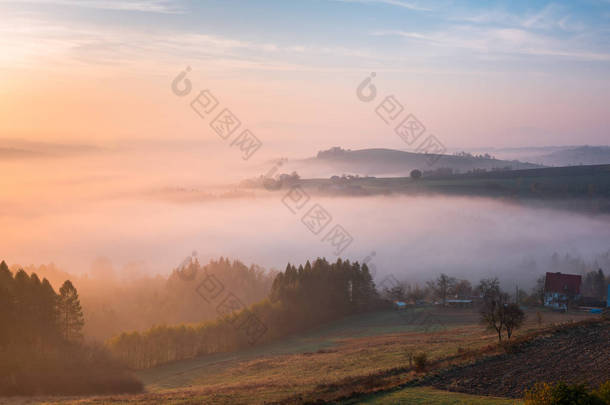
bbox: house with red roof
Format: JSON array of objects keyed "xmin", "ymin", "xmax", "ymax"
[{"xmin": 544, "ymin": 272, "xmax": 582, "ymax": 311}]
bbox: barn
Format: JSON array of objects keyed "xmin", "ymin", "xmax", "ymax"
[{"xmin": 544, "ymin": 272, "xmax": 582, "ymax": 311}]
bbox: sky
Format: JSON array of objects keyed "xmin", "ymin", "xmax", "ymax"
[
  {"xmin": 1, "ymin": 0, "xmax": 609, "ymax": 157},
  {"xmin": 1, "ymin": 0, "xmax": 610, "ymax": 276}
]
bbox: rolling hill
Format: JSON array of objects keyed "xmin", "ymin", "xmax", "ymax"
[{"xmin": 292, "ymin": 147, "xmax": 541, "ymax": 178}]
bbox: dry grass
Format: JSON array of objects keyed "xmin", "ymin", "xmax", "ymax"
[{"xmin": 1, "ymin": 307, "xmax": 595, "ymax": 405}]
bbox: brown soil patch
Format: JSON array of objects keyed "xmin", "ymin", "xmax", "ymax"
[{"xmin": 426, "ymin": 320, "xmax": 610, "ymax": 398}]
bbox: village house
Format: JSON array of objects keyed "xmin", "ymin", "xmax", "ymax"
[{"xmin": 544, "ymin": 272, "xmax": 582, "ymax": 311}]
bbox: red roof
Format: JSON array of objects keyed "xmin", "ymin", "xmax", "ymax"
[{"xmin": 544, "ymin": 272, "xmax": 581, "ymax": 295}]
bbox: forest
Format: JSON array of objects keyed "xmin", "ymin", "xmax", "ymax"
[
  {"xmin": 108, "ymin": 258, "xmax": 379, "ymax": 368},
  {"xmin": 17, "ymin": 257, "xmax": 275, "ymax": 340},
  {"xmin": 0, "ymin": 261, "xmax": 142, "ymax": 396},
  {"xmin": 2, "ymin": 253, "xmax": 608, "ymax": 393}
]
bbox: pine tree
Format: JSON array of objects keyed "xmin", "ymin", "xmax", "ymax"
[
  {"xmin": 58, "ymin": 280, "xmax": 84, "ymax": 342},
  {"xmin": 40, "ymin": 278, "xmax": 59, "ymax": 345},
  {"xmin": 0, "ymin": 261, "xmax": 14, "ymax": 347}
]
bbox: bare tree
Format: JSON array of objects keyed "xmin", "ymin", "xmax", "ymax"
[
  {"xmin": 478, "ymin": 277, "xmax": 508, "ymax": 342},
  {"xmin": 503, "ymin": 303, "xmax": 526, "ymax": 340}
]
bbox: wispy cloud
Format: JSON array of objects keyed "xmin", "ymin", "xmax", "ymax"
[
  {"xmin": 0, "ymin": 14, "xmax": 382, "ymax": 73},
  {"xmin": 449, "ymin": 3, "xmax": 585, "ymax": 32},
  {"xmin": 372, "ymin": 21, "xmax": 610, "ymax": 62},
  {"xmin": 0, "ymin": 0, "xmax": 183, "ymax": 13},
  {"xmin": 330, "ymin": 0, "xmax": 431, "ymax": 12}
]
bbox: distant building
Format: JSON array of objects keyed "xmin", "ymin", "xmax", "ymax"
[
  {"xmin": 446, "ymin": 299, "xmax": 473, "ymax": 308},
  {"xmin": 393, "ymin": 301, "xmax": 407, "ymax": 310},
  {"xmin": 544, "ymin": 272, "xmax": 582, "ymax": 311}
]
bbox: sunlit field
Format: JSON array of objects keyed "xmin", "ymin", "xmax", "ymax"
[{"xmin": 5, "ymin": 308, "xmax": 593, "ymax": 405}]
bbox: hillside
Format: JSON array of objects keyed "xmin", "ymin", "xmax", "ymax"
[
  {"xmin": 284, "ymin": 164, "xmax": 610, "ymax": 214},
  {"xmin": 293, "ymin": 147, "xmax": 541, "ymax": 177},
  {"xmin": 26, "ymin": 308, "xmax": 598, "ymax": 404},
  {"xmin": 537, "ymin": 146, "xmax": 610, "ymax": 166},
  {"xmin": 425, "ymin": 320, "xmax": 610, "ymax": 398},
  {"xmin": 459, "ymin": 145, "xmax": 610, "ymax": 167}
]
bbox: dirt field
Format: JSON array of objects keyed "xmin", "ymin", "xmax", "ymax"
[{"xmin": 424, "ymin": 319, "xmax": 610, "ymax": 398}]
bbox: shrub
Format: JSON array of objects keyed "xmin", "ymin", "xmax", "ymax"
[
  {"xmin": 413, "ymin": 352, "xmax": 427, "ymax": 372},
  {"xmin": 524, "ymin": 381, "xmax": 607, "ymax": 405},
  {"xmin": 595, "ymin": 381, "xmax": 610, "ymax": 404}
]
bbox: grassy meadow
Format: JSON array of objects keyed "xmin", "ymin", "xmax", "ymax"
[{"xmin": 5, "ymin": 307, "xmax": 594, "ymax": 405}]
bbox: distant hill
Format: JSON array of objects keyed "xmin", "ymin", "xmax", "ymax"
[
  {"xmin": 0, "ymin": 147, "xmax": 43, "ymax": 159},
  {"xmin": 0, "ymin": 139, "xmax": 102, "ymax": 159},
  {"xmin": 455, "ymin": 145, "xmax": 610, "ymax": 167},
  {"xmin": 536, "ymin": 146, "xmax": 610, "ymax": 166},
  {"xmin": 294, "ymin": 147, "xmax": 541, "ymax": 177}
]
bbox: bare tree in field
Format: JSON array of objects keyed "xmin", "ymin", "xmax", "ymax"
[
  {"xmin": 478, "ymin": 277, "xmax": 508, "ymax": 343},
  {"xmin": 503, "ymin": 303, "xmax": 525, "ymax": 340}
]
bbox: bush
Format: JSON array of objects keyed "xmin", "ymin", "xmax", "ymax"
[
  {"xmin": 413, "ymin": 352, "xmax": 427, "ymax": 372},
  {"xmin": 524, "ymin": 381, "xmax": 608, "ymax": 405},
  {"xmin": 595, "ymin": 381, "xmax": 610, "ymax": 404}
]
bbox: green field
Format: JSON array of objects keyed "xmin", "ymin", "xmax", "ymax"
[
  {"xmin": 19, "ymin": 307, "xmax": 593, "ymax": 405},
  {"xmin": 293, "ymin": 164, "xmax": 610, "ymax": 212}
]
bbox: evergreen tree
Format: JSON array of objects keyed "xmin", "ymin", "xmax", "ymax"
[
  {"xmin": 40, "ymin": 278, "xmax": 59, "ymax": 345},
  {"xmin": 0, "ymin": 261, "xmax": 14, "ymax": 347},
  {"xmin": 58, "ymin": 280, "xmax": 85, "ymax": 342}
]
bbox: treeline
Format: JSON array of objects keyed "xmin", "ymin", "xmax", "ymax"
[
  {"xmin": 0, "ymin": 260, "xmax": 142, "ymax": 396},
  {"xmin": 19, "ymin": 257, "xmax": 275, "ymax": 340},
  {"xmin": 384, "ymin": 268, "xmax": 608, "ymax": 308},
  {"xmin": 108, "ymin": 258, "xmax": 379, "ymax": 369}
]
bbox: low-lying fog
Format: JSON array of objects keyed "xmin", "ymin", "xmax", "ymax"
[{"xmin": 2, "ymin": 145, "xmax": 609, "ymax": 289}]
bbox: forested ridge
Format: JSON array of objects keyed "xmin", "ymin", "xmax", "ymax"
[
  {"xmin": 19, "ymin": 257, "xmax": 275, "ymax": 340},
  {"xmin": 108, "ymin": 257, "xmax": 379, "ymax": 369},
  {"xmin": 0, "ymin": 260, "xmax": 142, "ymax": 396}
]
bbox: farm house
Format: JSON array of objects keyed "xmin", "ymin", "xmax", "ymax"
[{"xmin": 544, "ymin": 272, "xmax": 582, "ymax": 311}]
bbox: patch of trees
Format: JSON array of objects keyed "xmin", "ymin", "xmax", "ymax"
[
  {"xmin": 421, "ymin": 167, "xmax": 454, "ymax": 178},
  {"xmin": 453, "ymin": 151, "xmax": 497, "ymax": 160},
  {"xmin": 0, "ymin": 260, "xmax": 142, "ymax": 396},
  {"xmin": 382, "ymin": 274, "xmax": 473, "ymax": 305},
  {"xmin": 525, "ymin": 381, "xmax": 610, "ymax": 405},
  {"xmin": 380, "ymin": 274, "xmax": 526, "ymax": 342},
  {"xmin": 582, "ymin": 268, "xmax": 608, "ymax": 300},
  {"xmin": 410, "ymin": 169, "xmax": 422, "ymax": 180},
  {"xmin": 108, "ymin": 258, "xmax": 379, "ymax": 369},
  {"xmin": 21, "ymin": 257, "xmax": 275, "ymax": 341},
  {"xmin": 478, "ymin": 277, "xmax": 525, "ymax": 342},
  {"xmin": 317, "ymin": 146, "xmax": 350, "ymax": 158}
]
